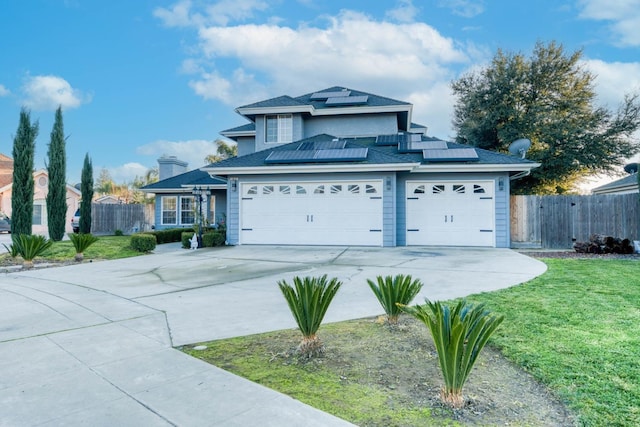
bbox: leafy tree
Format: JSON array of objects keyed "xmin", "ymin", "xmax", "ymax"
[
  {"xmin": 130, "ymin": 166, "xmax": 158, "ymax": 204},
  {"xmin": 451, "ymin": 41, "xmax": 640, "ymax": 194},
  {"xmin": 205, "ymin": 139, "xmax": 237, "ymax": 164},
  {"xmin": 80, "ymin": 153, "xmax": 94, "ymax": 233},
  {"xmin": 46, "ymin": 106, "xmax": 68, "ymax": 241},
  {"xmin": 11, "ymin": 108, "xmax": 38, "ymax": 235},
  {"xmin": 95, "ymin": 168, "xmax": 115, "ymax": 195}
]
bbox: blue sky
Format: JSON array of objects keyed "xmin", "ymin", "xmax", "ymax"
[{"xmin": 0, "ymin": 0, "xmax": 639, "ymax": 187}]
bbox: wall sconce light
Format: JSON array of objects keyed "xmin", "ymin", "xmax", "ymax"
[
  {"xmin": 230, "ymin": 178, "xmax": 238, "ymax": 192},
  {"xmin": 386, "ymin": 176, "xmax": 392, "ymax": 191},
  {"xmin": 498, "ymin": 176, "xmax": 505, "ymax": 192}
]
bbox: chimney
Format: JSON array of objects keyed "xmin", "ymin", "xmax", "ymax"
[{"xmin": 158, "ymin": 155, "xmax": 188, "ymax": 180}]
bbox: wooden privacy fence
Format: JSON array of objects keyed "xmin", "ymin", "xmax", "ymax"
[
  {"xmin": 90, "ymin": 203, "xmax": 154, "ymax": 235},
  {"xmin": 511, "ymin": 194, "xmax": 640, "ymax": 248}
]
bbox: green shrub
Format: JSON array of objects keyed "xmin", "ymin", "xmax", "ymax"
[
  {"xmin": 114, "ymin": 229, "xmax": 124, "ymax": 236},
  {"xmin": 11, "ymin": 234, "xmax": 53, "ymax": 268},
  {"xmin": 68, "ymin": 233, "xmax": 99, "ymax": 261},
  {"xmin": 3, "ymin": 242, "xmax": 19, "ymax": 258},
  {"xmin": 131, "ymin": 233, "xmax": 157, "ymax": 252},
  {"xmin": 146, "ymin": 227, "xmax": 194, "ymax": 244},
  {"xmin": 401, "ymin": 299, "xmax": 504, "ymax": 408},
  {"xmin": 278, "ymin": 275, "xmax": 342, "ymax": 358},
  {"xmin": 367, "ymin": 274, "xmax": 423, "ymax": 325},
  {"xmin": 202, "ymin": 231, "xmax": 225, "ymax": 247}
]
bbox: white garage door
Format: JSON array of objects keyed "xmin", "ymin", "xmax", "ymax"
[
  {"xmin": 406, "ymin": 180, "xmax": 495, "ymax": 247},
  {"xmin": 240, "ymin": 180, "xmax": 383, "ymax": 246}
]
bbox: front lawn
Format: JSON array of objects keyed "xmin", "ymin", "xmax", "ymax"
[
  {"xmin": 185, "ymin": 258, "xmax": 639, "ymax": 426},
  {"xmin": 0, "ymin": 235, "xmax": 143, "ymax": 264}
]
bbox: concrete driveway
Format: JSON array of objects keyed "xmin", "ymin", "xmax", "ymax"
[{"xmin": 0, "ymin": 245, "xmax": 546, "ymax": 426}]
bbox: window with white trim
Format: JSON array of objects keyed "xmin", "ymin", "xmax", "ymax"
[
  {"xmin": 265, "ymin": 114, "xmax": 292, "ymax": 143},
  {"xmin": 32, "ymin": 203, "xmax": 44, "ymax": 225},
  {"xmin": 161, "ymin": 196, "xmax": 177, "ymax": 225},
  {"xmin": 180, "ymin": 196, "xmax": 195, "ymax": 225}
]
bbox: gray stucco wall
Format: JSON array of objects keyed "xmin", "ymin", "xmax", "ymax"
[{"xmin": 303, "ymin": 113, "xmax": 399, "ymax": 138}]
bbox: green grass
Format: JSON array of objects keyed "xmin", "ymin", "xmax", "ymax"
[
  {"xmin": 466, "ymin": 259, "xmax": 640, "ymax": 427},
  {"xmin": 185, "ymin": 258, "xmax": 639, "ymax": 427},
  {"xmin": 2, "ymin": 235, "xmax": 143, "ymax": 262}
]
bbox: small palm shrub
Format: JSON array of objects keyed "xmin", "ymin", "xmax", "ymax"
[
  {"xmin": 401, "ymin": 299, "xmax": 504, "ymax": 408},
  {"xmin": 278, "ymin": 275, "xmax": 342, "ymax": 358},
  {"xmin": 131, "ymin": 233, "xmax": 157, "ymax": 252},
  {"xmin": 11, "ymin": 234, "xmax": 53, "ymax": 268},
  {"xmin": 2, "ymin": 242, "xmax": 19, "ymax": 258},
  {"xmin": 367, "ymin": 274, "xmax": 423, "ymax": 325},
  {"xmin": 68, "ymin": 233, "xmax": 99, "ymax": 261}
]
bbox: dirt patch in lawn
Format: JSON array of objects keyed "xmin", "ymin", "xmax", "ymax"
[{"xmin": 184, "ymin": 316, "xmax": 576, "ymax": 426}]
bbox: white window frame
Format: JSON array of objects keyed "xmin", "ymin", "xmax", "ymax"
[
  {"xmin": 161, "ymin": 196, "xmax": 177, "ymax": 225},
  {"xmin": 207, "ymin": 195, "xmax": 216, "ymax": 224},
  {"xmin": 265, "ymin": 114, "xmax": 292, "ymax": 144},
  {"xmin": 32, "ymin": 202, "xmax": 45, "ymax": 225},
  {"xmin": 180, "ymin": 196, "xmax": 195, "ymax": 225}
]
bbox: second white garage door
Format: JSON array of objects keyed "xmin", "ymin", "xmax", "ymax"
[
  {"xmin": 240, "ymin": 180, "xmax": 383, "ymax": 246},
  {"xmin": 406, "ymin": 180, "xmax": 495, "ymax": 247}
]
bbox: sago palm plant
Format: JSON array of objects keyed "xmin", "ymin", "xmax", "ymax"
[
  {"xmin": 401, "ymin": 299, "xmax": 504, "ymax": 408},
  {"xmin": 278, "ymin": 274, "xmax": 342, "ymax": 358},
  {"xmin": 367, "ymin": 274, "xmax": 423, "ymax": 325},
  {"xmin": 11, "ymin": 234, "xmax": 53, "ymax": 268},
  {"xmin": 68, "ymin": 233, "xmax": 99, "ymax": 261}
]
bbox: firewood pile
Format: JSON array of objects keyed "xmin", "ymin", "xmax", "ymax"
[{"xmin": 573, "ymin": 234, "xmax": 635, "ymax": 254}]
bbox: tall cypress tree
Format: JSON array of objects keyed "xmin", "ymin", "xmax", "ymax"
[
  {"xmin": 46, "ymin": 106, "xmax": 67, "ymax": 241},
  {"xmin": 80, "ymin": 153, "xmax": 93, "ymax": 233},
  {"xmin": 11, "ymin": 108, "xmax": 38, "ymax": 235}
]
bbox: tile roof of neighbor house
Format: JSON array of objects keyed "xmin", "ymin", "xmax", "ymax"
[
  {"xmin": 141, "ymin": 168, "xmax": 226, "ymax": 192},
  {"xmin": 592, "ymin": 173, "xmax": 639, "ymax": 193},
  {"xmin": 204, "ymin": 133, "xmax": 537, "ymax": 171}
]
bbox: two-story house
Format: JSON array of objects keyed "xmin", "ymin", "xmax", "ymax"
[{"xmin": 202, "ymin": 86, "xmax": 539, "ymax": 247}]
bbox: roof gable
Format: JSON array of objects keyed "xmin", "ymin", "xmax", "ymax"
[{"xmin": 141, "ymin": 168, "xmax": 227, "ymax": 192}]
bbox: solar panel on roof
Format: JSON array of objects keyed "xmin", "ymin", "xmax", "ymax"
[
  {"xmin": 422, "ymin": 148, "xmax": 479, "ymax": 162},
  {"xmin": 265, "ymin": 150, "xmax": 316, "ymax": 164},
  {"xmin": 264, "ymin": 147, "xmax": 368, "ymax": 164},
  {"xmin": 314, "ymin": 148, "xmax": 368, "ymax": 161},
  {"xmin": 325, "ymin": 95, "xmax": 369, "ymax": 105},
  {"xmin": 310, "ymin": 90, "xmax": 351, "ymax": 100},
  {"xmin": 298, "ymin": 139, "xmax": 346, "ymax": 151},
  {"xmin": 376, "ymin": 134, "xmax": 399, "ymax": 145},
  {"xmin": 415, "ymin": 141, "xmax": 448, "ymax": 150}
]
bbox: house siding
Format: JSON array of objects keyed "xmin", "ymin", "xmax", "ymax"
[
  {"xmin": 226, "ymin": 172, "xmax": 396, "ymax": 246},
  {"xmin": 395, "ymin": 172, "xmax": 510, "ymax": 248},
  {"xmin": 153, "ymin": 190, "xmax": 226, "ymax": 231},
  {"xmin": 303, "ymin": 113, "xmax": 399, "ymax": 139}
]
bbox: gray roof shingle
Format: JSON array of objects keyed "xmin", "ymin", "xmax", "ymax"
[{"xmin": 141, "ymin": 169, "xmax": 226, "ymax": 191}]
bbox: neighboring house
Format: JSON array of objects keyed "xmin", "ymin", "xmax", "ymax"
[
  {"xmin": 203, "ymin": 86, "xmax": 539, "ymax": 248},
  {"xmin": 0, "ymin": 169, "xmax": 81, "ymax": 235},
  {"xmin": 141, "ymin": 156, "xmax": 227, "ymax": 231},
  {"xmin": 592, "ymin": 164, "xmax": 639, "ymax": 195},
  {"xmin": 94, "ymin": 195, "xmax": 122, "ymax": 204}
]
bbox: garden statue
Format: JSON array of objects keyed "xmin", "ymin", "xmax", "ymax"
[{"xmin": 190, "ymin": 233, "xmax": 198, "ymax": 250}]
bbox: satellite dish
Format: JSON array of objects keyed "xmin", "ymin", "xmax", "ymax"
[
  {"xmin": 624, "ymin": 163, "xmax": 639, "ymax": 174},
  {"xmin": 508, "ymin": 138, "xmax": 531, "ymax": 159}
]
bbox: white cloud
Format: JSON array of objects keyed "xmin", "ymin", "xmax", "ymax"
[
  {"xmin": 583, "ymin": 59, "xmax": 640, "ymax": 107},
  {"xmin": 105, "ymin": 162, "xmax": 149, "ymax": 184},
  {"xmin": 386, "ymin": 0, "xmax": 419, "ymax": 23},
  {"xmin": 438, "ymin": 0, "xmax": 485, "ymax": 18},
  {"xmin": 154, "ymin": 0, "xmax": 268, "ymax": 28},
  {"xmin": 182, "ymin": 9, "xmax": 469, "ymax": 138},
  {"xmin": 136, "ymin": 139, "xmax": 219, "ymax": 169},
  {"xmin": 0, "ymin": 84, "xmax": 10, "ymax": 97},
  {"xmin": 22, "ymin": 75, "xmax": 88, "ymax": 111},
  {"xmin": 578, "ymin": 0, "xmax": 640, "ymax": 46}
]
